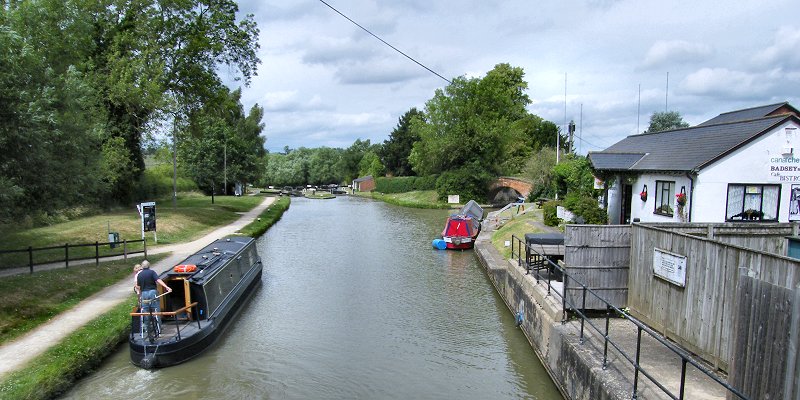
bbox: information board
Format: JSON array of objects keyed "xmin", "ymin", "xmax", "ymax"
[
  {"xmin": 653, "ymin": 248, "xmax": 687, "ymax": 287},
  {"xmin": 140, "ymin": 202, "xmax": 156, "ymax": 232}
]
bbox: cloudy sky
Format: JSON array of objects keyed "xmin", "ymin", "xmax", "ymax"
[{"xmin": 229, "ymin": 0, "xmax": 800, "ymax": 154}]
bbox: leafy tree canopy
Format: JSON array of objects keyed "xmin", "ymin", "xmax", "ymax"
[
  {"xmin": 380, "ymin": 108, "xmax": 422, "ymax": 177},
  {"xmin": 645, "ymin": 111, "xmax": 690, "ymax": 133},
  {"xmin": 409, "ymin": 63, "xmax": 537, "ymax": 177}
]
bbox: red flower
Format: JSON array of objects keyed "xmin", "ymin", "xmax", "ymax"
[{"xmin": 676, "ymin": 192, "xmax": 686, "ymax": 206}]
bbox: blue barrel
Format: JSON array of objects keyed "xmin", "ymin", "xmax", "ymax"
[{"xmin": 432, "ymin": 238, "xmax": 447, "ymax": 250}]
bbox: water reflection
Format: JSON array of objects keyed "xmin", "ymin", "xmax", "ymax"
[{"xmin": 62, "ymin": 196, "xmax": 561, "ymax": 399}]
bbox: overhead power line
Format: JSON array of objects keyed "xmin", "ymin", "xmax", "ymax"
[{"xmin": 317, "ymin": 0, "xmax": 451, "ymax": 84}]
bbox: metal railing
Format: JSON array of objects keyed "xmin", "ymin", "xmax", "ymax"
[
  {"xmin": 0, "ymin": 239, "xmax": 147, "ymax": 274},
  {"xmin": 510, "ymin": 234, "xmax": 749, "ymax": 400},
  {"xmin": 130, "ymin": 302, "xmax": 200, "ymax": 342}
]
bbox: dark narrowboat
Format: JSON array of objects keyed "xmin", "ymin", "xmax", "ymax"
[{"xmin": 129, "ymin": 235, "xmax": 262, "ymax": 368}]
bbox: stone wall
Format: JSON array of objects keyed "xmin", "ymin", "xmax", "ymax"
[{"xmin": 474, "ymin": 234, "xmax": 632, "ymax": 400}]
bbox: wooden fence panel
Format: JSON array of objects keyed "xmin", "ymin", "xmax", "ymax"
[
  {"xmin": 629, "ymin": 223, "xmax": 800, "ymax": 371},
  {"xmin": 564, "ymin": 225, "xmax": 630, "ymax": 310},
  {"xmin": 728, "ymin": 276, "xmax": 795, "ymax": 400}
]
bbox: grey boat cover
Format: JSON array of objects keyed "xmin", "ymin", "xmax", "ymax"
[
  {"xmin": 459, "ymin": 200, "xmax": 484, "ymax": 221},
  {"xmin": 524, "ymin": 233, "xmax": 564, "ymax": 246}
]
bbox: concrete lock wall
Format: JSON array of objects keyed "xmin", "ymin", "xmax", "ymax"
[{"xmin": 474, "ymin": 237, "xmax": 631, "ymax": 400}]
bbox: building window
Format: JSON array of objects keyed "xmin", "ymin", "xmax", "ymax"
[
  {"xmin": 654, "ymin": 180, "xmax": 674, "ymax": 216},
  {"xmin": 726, "ymin": 184, "xmax": 780, "ymax": 221}
]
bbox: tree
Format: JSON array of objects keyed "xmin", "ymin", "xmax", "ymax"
[
  {"xmin": 524, "ymin": 147, "xmax": 558, "ymax": 200},
  {"xmin": 359, "ymin": 151, "xmax": 384, "ymax": 178},
  {"xmin": 181, "ymin": 87, "xmax": 265, "ymax": 194},
  {"xmin": 408, "ymin": 63, "xmax": 532, "ymax": 177},
  {"xmin": 0, "ymin": 21, "xmax": 107, "ymax": 222},
  {"xmin": 307, "ymin": 147, "xmax": 342, "ymax": 185},
  {"xmin": 646, "ymin": 111, "xmax": 689, "ymax": 133},
  {"xmin": 503, "ymin": 115, "xmax": 561, "ymax": 174},
  {"xmin": 335, "ymin": 139, "xmax": 372, "ymax": 183},
  {"xmin": 380, "ymin": 108, "xmax": 422, "ymax": 176}
]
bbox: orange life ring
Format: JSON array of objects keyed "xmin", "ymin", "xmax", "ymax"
[{"xmin": 173, "ymin": 264, "xmax": 197, "ymax": 273}]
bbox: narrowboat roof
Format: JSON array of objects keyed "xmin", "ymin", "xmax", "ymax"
[
  {"xmin": 164, "ymin": 236, "xmax": 254, "ymax": 285},
  {"xmin": 458, "ymin": 200, "xmax": 484, "ymax": 221}
]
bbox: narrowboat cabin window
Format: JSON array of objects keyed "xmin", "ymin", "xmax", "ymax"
[
  {"xmin": 726, "ymin": 184, "xmax": 780, "ymax": 221},
  {"xmin": 654, "ymin": 180, "xmax": 675, "ymax": 216}
]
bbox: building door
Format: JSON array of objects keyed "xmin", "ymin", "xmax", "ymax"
[{"xmin": 620, "ymin": 184, "xmax": 632, "ymax": 224}]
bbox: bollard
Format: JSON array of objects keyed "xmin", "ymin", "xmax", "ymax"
[
  {"xmin": 65, "ymin": 244, "xmax": 69, "ymax": 268},
  {"xmin": 28, "ymin": 246, "xmax": 33, "ymax": 274},
  {"xmin": 95, "ymin": 241, "xmax": 99, "ymax": 266}
]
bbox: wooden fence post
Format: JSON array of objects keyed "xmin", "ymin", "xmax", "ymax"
[
  {"xmin": 28, "ymin": 246, "xmax": 33, "ymax": 274},
  {"xmin": 123, "ymin": 240, "xmax": 127, "ymax": 260},
  {"xmin": 65, "ymin": 243, "xmax": 69, "ymax": 269},
  {"xmin": 95, "ymin": 241, "xmax": 99, "ymax": 266},
  {"xmin": 784, "ymin": 284, "xmax": 800, "ymax": 400}
]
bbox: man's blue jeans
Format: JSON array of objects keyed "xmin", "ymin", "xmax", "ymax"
[{"xmin": 141, "ymin": 289, "xmax": 161, "ymax": 336}]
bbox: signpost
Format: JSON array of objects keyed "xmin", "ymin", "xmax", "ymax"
[{"xmin": 137, "ymin": 202, "xmax": 157, "ymax": 243}]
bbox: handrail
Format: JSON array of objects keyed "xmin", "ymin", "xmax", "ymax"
[
  {"xmin": 131, "ymin": 302, "xmax": 201, "ymax": 342},
  {"xmin": 0, "ymin": 238, "xmax": 147, "ymax": 274},
  {"xmin": 510, "ymin": 234, "xmax": 749, "ymax": 400},
  {"xmin": 130, "ymin": 302, "xmax": 198, "ymax": 317}
]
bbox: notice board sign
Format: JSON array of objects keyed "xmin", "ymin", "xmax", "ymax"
[
  {"xmin": 653, "ymin": 248, "xmax": 687, "ymax": 287},
  {"xmin": 140, "ymin": 202, "xmax": 156, "ymax": 232}
]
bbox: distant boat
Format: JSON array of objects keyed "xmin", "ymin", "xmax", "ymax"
[
  {"xmin": 433, "ymin": 200, "xmax": 484, "ymax": 250},
  {"xmin": 129, "ymin": 236, "xmax": 262, "ymax": 368}
]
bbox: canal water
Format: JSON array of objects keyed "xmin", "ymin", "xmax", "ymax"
[{"xmin": 62, "ymin": 196, "xmax": 562, "ymax": 399}]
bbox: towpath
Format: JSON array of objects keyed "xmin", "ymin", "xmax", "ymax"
[{"xmin": 0, "ymin": 196, "xmax": 277, "ymax": 379}]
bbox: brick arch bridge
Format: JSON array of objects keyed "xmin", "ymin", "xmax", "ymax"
[{"xmin": 488, "ymin": 177, "xmax": 533, "ymax": 200}]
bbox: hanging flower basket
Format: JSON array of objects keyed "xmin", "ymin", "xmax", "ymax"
[
  {"xmin": 640, "ymin": 191, "xmax": 647, "ymax": 202},
  {"xmin": 676, "ymin": 192, "xmax": 687, "ymax": 207}
]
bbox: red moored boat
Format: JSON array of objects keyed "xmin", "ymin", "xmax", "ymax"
[{"xmin": 435, "ymin": 200, "xmax": 484, "ymax": 250}]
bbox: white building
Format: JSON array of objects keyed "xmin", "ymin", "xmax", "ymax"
[{"xmin": 588, "ymin": 102, "xmax": 800, "ymax": 224}]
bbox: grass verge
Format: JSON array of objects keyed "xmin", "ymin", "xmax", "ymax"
[
  {"xmin": 0, "ymin": 254, "xmax": 168, "ymax": 346},
  {"xmin": 356, "ymin": 190, "xmax": 453, "ymax": 209},
  {"xmin": 490, "ymin": 209, "xmax": 546, "ymax": 259},
  {"xmin": 0, "ymin": 193, "xmax": 262, "ymax": 269},
  {"xmin": 0, "ymin": 298, "xmax": 136, "ymax": 400},
  {"xmin": 237, "ymin": 197, "xmax": 291, "ymax": 238},
  {"xmin": 0, "ymin": 195, "xmax": 283, "ymax": 399}
]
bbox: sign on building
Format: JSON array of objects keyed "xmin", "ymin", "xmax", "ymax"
[{"xmin": 653, "ymin": 248, "xmax": 686, "ymax": 287}]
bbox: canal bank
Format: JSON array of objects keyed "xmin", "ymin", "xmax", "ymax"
[
  {"xmin": 474, "ymin": 226, "xmax": 728, "ymax": 400},
  {"xmin": 60, "ymin": 196, "xmax": 563, "ymax": 399}
]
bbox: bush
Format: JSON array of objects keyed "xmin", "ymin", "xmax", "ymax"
[
  {"xmin": 413, "ymin": 174, "xmax": 438, "ymax": 191},
  {"xmin": 564, "ymin": 194, "xmax": 607, "ymax": 225},
  {"xmin": 375, "ymin": 176, "xmax": 416, "ymax": 193},
  {"xmin": 435, "ymin": 165, "xmax": 491, "ymax": 202},
  {"xmin": 543, "ymin": 200, "xmax": 562, "ymax": 226},
  {"xmin": 374, "ymin": 175, "xmax": 439, "ymax": 194},
  {"xmin": 135, "ymin": 167, "xmax": 197, "ymax": 201}
]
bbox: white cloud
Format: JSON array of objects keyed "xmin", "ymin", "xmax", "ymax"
[
  {"xmin": 681, "ymin": 68, "xmax": 760, "ymax": 98},
  {"xmin": 752, "ymin": 26, "xmax": 800, "ymax": 69},
  {"xmin": 641, "ymin": 40, "xmax": 713, "ymax": 69},
  {"xmin": 237, "ymin": 0, "xmax": 800, "ymax": 153}
]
